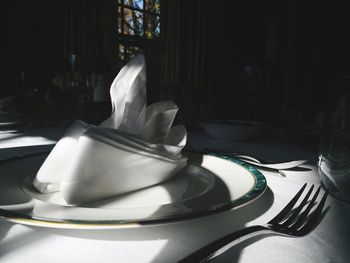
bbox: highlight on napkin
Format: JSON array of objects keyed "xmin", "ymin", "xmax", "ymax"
[{"xmin": 33, "ymin": 54, "xmax": 188, "ymax": 205}]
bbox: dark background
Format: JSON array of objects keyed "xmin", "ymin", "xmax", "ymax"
[
  {"xmin": 2, "ymin": 0, "xmax": 350, "ymax": 126},
  {"xmin": 3, "ymin": 0, "xmax": 64, "ymax": 97}
]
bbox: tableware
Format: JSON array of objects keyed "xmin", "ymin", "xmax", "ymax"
[
  {"xmin": 193, "ymin": 150, "xmax": 307, "ymax": 177},
  {"xmin": 318, "ymin": 75, "xmax": 350, "ymax": 202},
  {"xmin": 0, "ymin": 153, "xmax": 266, "ymax": 229},
  {"xmin": 0, "ymin": 110, "xmax": 47, "ymax": 122},
  {"xmin": 234, "ymin": 64, "xmax": 267, "ymax": 119},
  {"xmin": 0, "ymin": 120, "xmax": 67, "ymax": 134},
  {"xmin": 230, "ymin": 154, "xmax": 307, "ymax": 170},
  {"xmin": 202, "ymin": 150, "xmax": 308, "ymax": 170},
  {"xmin": 0, "ymin": 145, "xmax": 53, "ymax": 163},
  {"xmin": 0, "ymin": 130, "xmax": 59, "ymax": 151},
  {"xmin": 0, "ymin": 95, "xmax": 50, "ymax": 122},
  {"xmin": 0, "ymin": 110, "xmax": 78, "ymax": 124},
  {"xmin": 180, "ymin": 183, "xmax": 328, "ymax": 263},
  {"xmin": 0, "ymin": 121, "xmax": 31, "ymax": 132},
  {"xmin": 222, "ymin": 154, "xmax": 307, "ymax": 177},
  {"xmin": 34, "ymin": 54, "xmax": 187, "ymax": 205},
  {"xmin": 200, "ymin": 120, "xmax": 265, "ymax": 141}
]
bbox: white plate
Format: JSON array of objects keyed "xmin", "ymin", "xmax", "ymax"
[{"xmin": 0, "ymin": 153, "xmax": 266, "ymax": 229}]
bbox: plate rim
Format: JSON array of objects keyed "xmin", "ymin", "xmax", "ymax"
[{"xmin": 0, "ymin": 153, "xmax": 267, "ymax": 229}]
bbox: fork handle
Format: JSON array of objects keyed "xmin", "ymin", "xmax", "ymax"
[{"xmin": 179, "ymin": 225, "xmax": 267, "ymax": 263}]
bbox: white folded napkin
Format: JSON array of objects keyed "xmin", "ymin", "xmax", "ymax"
[
  {"xmin": 33, "ymin": 54, "xmax": 187, "ymax": 205},
  {"xmin": 60, "ymin": 127, "xmax": 187, "ymax": 205},
  {"xmin": 142, "ymin": 100, "xmax": 178, "ymax": 143},
  {"xmin": 33, "ymin": 120, "xmax": 91, "ymax": 193},
  {"xmin": 100, "ymin": 53, "xmax": 146, "ymax": 135}
]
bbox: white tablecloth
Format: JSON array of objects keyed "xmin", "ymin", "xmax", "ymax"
[{"xmin": 0, "ymin": 126, "xmax": 349, "ymax": 263}]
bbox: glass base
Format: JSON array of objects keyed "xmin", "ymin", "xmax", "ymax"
[{"xmin": 319, "ymin": 171, "xmax": 350, "ymax": 203}]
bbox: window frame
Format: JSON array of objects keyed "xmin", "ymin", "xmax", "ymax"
[{"xmin": 116, "ymin": 0, "xmax": 161, "ymax": 68}]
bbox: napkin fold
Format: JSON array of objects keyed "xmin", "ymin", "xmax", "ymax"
[
  {"xmin": 33, "ymin": 120, "xmax": 91, "ymax": 193},
  {"xmin": 60, "ymin": 128, "xmax": 187, "ymax": 205},
  {"xmin": 33, "ymin": 54, "xmax": 187, "ymax": 205},
  {"xmin": 142, "ymin": 100, "xmax": 178, "ymax": 143},
  {"xmin": 100, "ymin": 53, "xmax": 146, "ymax": 135}
]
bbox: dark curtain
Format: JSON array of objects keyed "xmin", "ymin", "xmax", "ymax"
[
  {"xmin": 161, "ymin": 0, "xmax": 209, "ymax": 125},
  {"xmin": 10, "ymin": 0, "xmax": 65, "ymax": 95},
  {"xmin": 63, "ymin": 0, "xmax": 117, "ymax": 73}
]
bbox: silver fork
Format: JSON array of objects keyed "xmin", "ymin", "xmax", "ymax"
[
  {"xmin": 188, "ymin": 149, "xmax": 307, "ymax": 177},
  {"xmin": 180, "ymin": 183, "xmax": 328, "ymax": 263}
]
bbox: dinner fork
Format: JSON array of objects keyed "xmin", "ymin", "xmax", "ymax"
[
  {"xmin": 187, "ymin": 149, "xmax": 307, "ymax": 177},
  {"xmin": 180, "ymin": 183, "xmax": 328, "ymax": 263}
]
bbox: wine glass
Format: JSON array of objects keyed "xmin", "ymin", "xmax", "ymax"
[{"xmin": 234, "ymin": 64, "xmax": 267, "ymax": 120}]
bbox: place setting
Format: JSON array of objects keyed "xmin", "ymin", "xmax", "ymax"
[
  {"xmin": 0, "ymin": 54, "xmax": 335, "ymax": 263},
  {"xmin": 0, "ymin": 55, "xmax": 268, "ymax": 230}
]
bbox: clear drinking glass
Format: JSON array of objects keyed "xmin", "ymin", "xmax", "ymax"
[
  {"xmin": 318, "ymin": 75, "xmax": 350, "ymax": 202},
  {"xmin": 234, "ymin": 64, "xmax": 266, "ymax": 120}
]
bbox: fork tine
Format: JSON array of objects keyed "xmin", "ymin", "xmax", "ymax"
[
  {"xmin": 290, "ymin": 186, "xmax": 321, "ymax": 231},
  {"xmin": 295, "ymin": 190, "xmax": 328, "ymax": 236},
  {"xmin": 179, "ymin": 184, "xmax": 328, "ymax": 262},
  {"xmin": 281, "ymin": 185, "xmax": 314, "ymax": 227},
  {"xmin": 268, "ymin": 183, "xmax": 307, "ymax": 225}
]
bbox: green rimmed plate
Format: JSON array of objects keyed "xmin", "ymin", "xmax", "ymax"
[{"xmin": 0, "ymin": 153, "xmax": 267, "ymax": 229}]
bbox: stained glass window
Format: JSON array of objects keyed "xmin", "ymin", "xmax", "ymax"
[{"xmin": 117, "ymin": 0, "xmax": 160, "ymax": 67}]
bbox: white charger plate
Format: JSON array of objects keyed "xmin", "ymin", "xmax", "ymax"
[{"xmin": 0, "ymin": 153, "xmax": 266, "ymax": 229}]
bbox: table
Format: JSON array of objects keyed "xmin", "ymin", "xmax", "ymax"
[{"xmin": 0, "ymin": 124, "xmax": 349, "ymax": 263}]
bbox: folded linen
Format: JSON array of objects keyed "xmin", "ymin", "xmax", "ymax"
[
  {"xmin": 100, "ymin": 53, "xmax": 146, "ymax": 135},
  {"xmin": 33, "ymin": 54, "xmax": 188, "ymax": 205},
  {"xmin": 33, "ymin": 120, "xmax": 91, "ymax": 193},
  {"xmin": 60, "ymin": 128, "xmax": 187, "ymax": 205}
]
